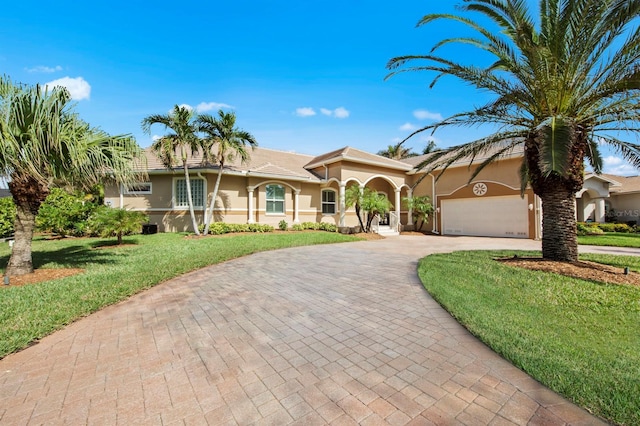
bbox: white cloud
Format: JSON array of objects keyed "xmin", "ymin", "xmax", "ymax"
[
  {"xmin": 602, "ymin": 155, "xmax": 639, "ymax": 176},
  {"xmin": 413, "ymin": 109, "xmax": 443, "ymax": 121},
  {"xmin": 334, "ymin": 107, "xmax": 349, "ymax": 119},
  {"xmin": 196, "ymin": 101, "xmax": 233, "ymax": 112},
  {"xmin": 152, "ymin": 135, "xmax": 162, "ymax": 141},
  {"xmin": 399, "ymin": 122, "xmax": 417, "ymax": 131},
  {"xmin": 319, "ymin": 107, "xmax": 350, "ymax": 119},
  {"xmin": 296, "ymin": 107, "xmax": 316, "ymax": 117},
  {"xmin": 44, "ymin": 76, "xmax": 91, "ymax": 100},
  {"xmin": 26, "ymin": 65, "xmax": 62, "ymax": 73}
]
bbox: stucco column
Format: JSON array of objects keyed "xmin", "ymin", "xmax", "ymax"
[
  {"xmin": 293, "ymin": 189, "xmax": 300, "ymax": 224},
  {"xmin": 595, "ymin": 198, "xmax": 606, "ymax": 223},
  {"xmin": 339, "ymin": 183, "xmax": 346, "ymax": 227},
  {"xmin": 394, "ymin": 188, "xmax": 401, "ymax": 225},
  {"xmin": 407, "ymin": 188, "xmax": 413, "ymax": 226},
  {"xmin": 247, "ymin": 186, "xmax": 255, "ymax": 224}
]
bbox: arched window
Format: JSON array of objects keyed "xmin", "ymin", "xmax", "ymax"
[
  {"xmin": 322, "ymin": 189, "xmax": 336, "ymax": 214},
  {"xmin": 266, "ymin": 184, "xmax": 285, "ymax": 214}
]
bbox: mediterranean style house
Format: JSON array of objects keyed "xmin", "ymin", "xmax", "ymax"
[{"xmin": 103, "ymin": 145, "xmax": 639, "ymax": 239}]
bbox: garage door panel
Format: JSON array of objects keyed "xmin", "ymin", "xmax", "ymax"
[{"xmin": 441, "ymin": 196, "xmax": 529, "ymax": 238}]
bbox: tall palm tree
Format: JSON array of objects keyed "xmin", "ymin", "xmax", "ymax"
[
  {"xmin": 198, "ymin": 110, "xmax": 257, "ymax": 235},
  {"xmin": 142, "ymin": 105, "xmax": 202, "ymax": 235},
  {"xmin": 0, "ymin": 76, "xmax": 143, "ymax": 276},
  {"xmin": 387, "ymin": 0, "xmax": 640, "ymax": 261}
]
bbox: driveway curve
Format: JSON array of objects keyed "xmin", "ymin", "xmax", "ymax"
[{"xmin": 0, "ymin": 236, "xmax": 609, "ymax": 425}]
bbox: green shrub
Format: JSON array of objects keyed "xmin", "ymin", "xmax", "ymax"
[
  {"xmin": 598, "ymin": 222, "xmax": 633, "ymax": 233},
  {"xmin": 278, "ymin": 220, "xmax": 288, "ymax": 231},
  {"xmin": 88, "ymin": 207, "xmax": 148, "ymax": 244},
  {"xmin": 207, "ymin": 222, "xmax": 229, "ymax": 235},
  {"xmin": 248, "ymin": 224, "xmax": 274, "ymax": 233},
  {"xmin": 301, "ymin": 222, "xmax": 320, "ymax": 230},
  {"xmin": 36, "ymin": 188, "xmax": 100, "ymax": 237},
  {"xmin": 0, "ymin": 197, "xmax": 15, "ymax": 238},
  {"xmin": 319, "ymin": 222, "xmax": 337, "ymax": 232},
  {"xmin": 292, "ymin": 224, "xmax": 304, "ymax": 231},
  {"xmin": 577, "ymin": 222, "xmax": 602, "ymax": 236}
]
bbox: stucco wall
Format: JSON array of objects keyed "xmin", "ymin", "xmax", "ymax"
[{"xmin": 610, "ymin": 193, "xmax": 640, "ymax": 224}]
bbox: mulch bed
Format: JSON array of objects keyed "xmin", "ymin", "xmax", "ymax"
[
  {"xmin": 498, "ymin": 257, "xmax": 640, "ymax": 287},
  {"xmin": 1, "ymin": 268, "xmax": 84, "ymax": 288}
]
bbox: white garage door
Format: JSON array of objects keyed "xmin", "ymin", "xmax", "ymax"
[{"xmin": 441, "ymin": 195, "xmax": 529, "ymax": 238}]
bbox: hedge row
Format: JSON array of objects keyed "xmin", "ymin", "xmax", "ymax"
[
  {"xmin": 577, "ymin": 222, "xmax": 636, "ymax": 235},
  {"xmin": 203, "ymin": 221, "xmax": 337, "ymax": 235}
]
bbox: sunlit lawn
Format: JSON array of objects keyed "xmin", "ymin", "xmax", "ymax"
[
  {"xmin": 578, "ymin": 232, "xmax": 640, "ymax": 248},
  {"xmin": 418, "ymin": 250, "xmax": 640, "ymax": 426}
]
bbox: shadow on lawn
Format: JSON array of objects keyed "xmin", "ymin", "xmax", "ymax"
[{"xmin": 0, "ymin": 243, "xmax": 124, "ymax": 270}]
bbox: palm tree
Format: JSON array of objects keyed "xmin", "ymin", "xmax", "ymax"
[
  {"xmin": 142, "ymin": 105, "xmax": 202, "ymax": 235},
  {"xmin": 197, "ymin": 110, "xmax": 257, "ymax": 235},
  {"xmin": 387, "ymin": 0, "xmax": 640, "ymax": 261},
  {"xmin": 344, "ymin": 184, "xmax": 366, "ymax": 231},
  {"xmin": 377, "ymin": 142, "xmax": 415, "ymax": 159},
  {"xmin": 0, "ymin": 76, "xmax": 143, "ymax": 276}
]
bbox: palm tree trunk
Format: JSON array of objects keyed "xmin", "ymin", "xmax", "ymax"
[
  {"xmin": 203, "ymin": 166, "xmax": 224, "ymax": 235},
  {"xmin": 354, "ymin": 204, "xmax": 365, "ymax": 231},
  {"xmin": 540, "ymin": 188, "xmax": 578, "ymax": 261},
  {"xmin": 182, "ymin": 163, "xmax": 200, "ymax": 235},
  {"xmin": 6, "ymin": 177, "xmax": 48, "ymax": 276},
  {"xmin": 6, "ymin": 200, "xmax": 37, "ymax": 276}
]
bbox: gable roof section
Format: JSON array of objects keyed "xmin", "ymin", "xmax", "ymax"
[
  {"xmin": 599, "ymin": 173, "xmax": 640, "ymax": 194},
  {"xmin": 305, "ymin": 146, "xmax": 413, "ymax": 171}
]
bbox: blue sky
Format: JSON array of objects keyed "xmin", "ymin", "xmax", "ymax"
[{"xmin": 1, "ymin": 0, "xmax": 637, "ymax": 175}]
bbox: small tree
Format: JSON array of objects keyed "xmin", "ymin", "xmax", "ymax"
[
  {"xmin": 344, "ymin": 184, "xmax": 366, "ymax": 231},
  {"xmin": 403, "ymin": 196, "xmax": 434, "ymax": 231},
  {"xmin": 360, "ymin": 189, "xmax": 392, "ymax": 232},
  {"xmin": 89, "ymin": 207, "xmax": 148, "ymax": 245}
]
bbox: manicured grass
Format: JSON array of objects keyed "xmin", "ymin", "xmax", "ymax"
[
  {"xmin": 418, "ymin": 250, "xmax": 640, "ymax": 426},
  {"xmin": 578, "ymin": 232, "xmax": 640, "ymax": 248},
  {"xmin": 0, "ymin": 231, "xmax": 359, "ymax": 359}
]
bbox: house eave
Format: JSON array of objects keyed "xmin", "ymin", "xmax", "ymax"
[{"xmin": 305, "ymin": 155, "xmax": 413, "ymax": 172}]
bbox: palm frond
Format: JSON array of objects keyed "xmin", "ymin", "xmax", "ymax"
[{"xmin": 535, "ymin": 116, "xmax": 575, "ymax": 177}]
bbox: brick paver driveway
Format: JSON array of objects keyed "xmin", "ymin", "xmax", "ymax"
[{"xmin": 0, "ymin": 236, "xmax": 607, "ymax": 425}]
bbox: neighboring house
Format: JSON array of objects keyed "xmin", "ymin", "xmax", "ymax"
[
  {"xmin": 577, "ymin": 174, "xmax": 640, "ymax": 224},
  {"xmin": 103, "ymin": 145, "xmax": 637, "ymax": 239}
]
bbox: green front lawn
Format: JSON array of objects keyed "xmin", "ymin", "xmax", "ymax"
[
  {"xmin": 418, "ymin": 250, "xmax": 640, "ymax": 426},
  {"xmin": 578, "ymin": 232, "xmax": 640, "ymax": 248},
  {"xmin": 0, "ymin": 231, "xmax": 358, "ymax": 358}
]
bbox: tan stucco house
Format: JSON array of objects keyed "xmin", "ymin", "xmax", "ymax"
[
  {"xmin": 577, "ymin": 173, "xmax": 640, "ymax": 224},
  {"xmin": 103, "ymin": 145, "xmax": 639, "ymax": 238}
]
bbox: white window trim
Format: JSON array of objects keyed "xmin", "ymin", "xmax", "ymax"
[
  {"xmin": 321, "ymin": 189, "xmax": 337, "ymax": 215},
  {"xmin": 172, "ymin": 176, "xmax": 206, "ymax": 210},
  {"xmin": 266, "ymin": 184, "xmax": 286, "ymax": 215},
  {"xmin": 123, "ymin": 182, "xmax": 152, "ymax": 195}
]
